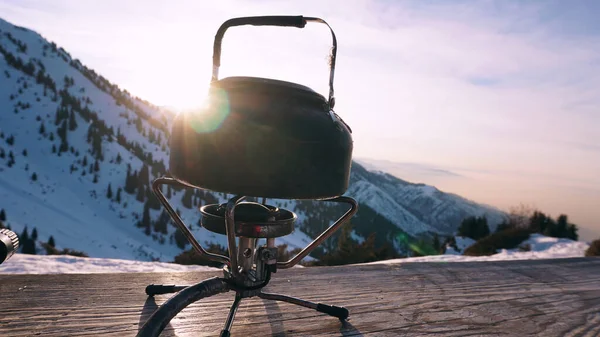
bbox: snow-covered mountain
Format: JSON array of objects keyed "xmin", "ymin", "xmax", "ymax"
[{"xmin": 0, "ymin": 17, "xmax": 507, "ymax": 262}]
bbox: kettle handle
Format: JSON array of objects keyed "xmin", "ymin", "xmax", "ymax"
[{"xmin": 212, "ymin": 15, "xmax": 338, "ymax": 109}]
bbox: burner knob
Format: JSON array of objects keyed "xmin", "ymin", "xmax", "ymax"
[{"xmin": 0, "ymin": 229, "xmax": 19, "ymax": 265}]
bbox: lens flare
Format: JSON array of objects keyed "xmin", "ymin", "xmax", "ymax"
[
  {"xmin": 188, "ymin": 87, "xmax": 231, "ymax": 134},
  {"xmin": 396, "ymin": 232, "xmax": 440, "ymax": 257}
]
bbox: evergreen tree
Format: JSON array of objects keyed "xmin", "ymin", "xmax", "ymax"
[
  {"xmin": 82, "ymin": 155, "xmax": 88, "ymax": 167},
  {"xmin": 140, "ymin": 202, "xmax": 151, "ymax": 232},
  {"xmin": 116, "ymin": 187, "xmax": 122, "ymax": 203},
  {"xmin": 93, "ymin": 174, "xmax": 98, "ymax": 183},
  {"xmin": 136, "ymin": 184, "xmax": 145, "ymax": 202},
  {"xmin": 146, "ymin": 187, "xmax": 161, "ymax": 210},
  {"xmin": 115, "ymin": 152, "xmax": 122, "ymax": 164},
  {"xmin": 458, "ymin": 216, "xmax": 490, "ymax": 241},
  {"xmin": 68, "ymin": 110, "xmax": 77, "ymax": 130},
  {"xmin": 22, "ymin": 149, "xmax": 27, "ymax": 156},
  {"xmin": 174, "ymin": 227, "xmax": 188, "ymax": 249},
  {"xmin": 20, "ymin": 227, "xmax": 29, "ymax": 244},
  {"xmin": 106, "ymin": 183, "xmax": 113, "ymax": 199},
  {"xmin": 48, "ymin": 235, "xmax": 55, "ymax": 247},
  {"xmin": 52, "ymin": 144, "xmax": 56, "ymax": 153},
  {"xmin": 31, "ymin": 227, "xmax": 38, "ymax": 241},
  {"xmin": 529, "ymin": 211, "xmax": 548, "ymax": 233},
  {"xmin": 124, "ymin": 169, "xmax": 137, "ymax": 194},
  {"xmin": 181, "ymin": 188, "xmax": 193, "ymax": 209},
  {"xmin": 90, "ymin": 129, "xmax": 103, "ymax": 160},
  {"xmin": 0, "ymin": 209, "xmax": 5, "ymax": 221},
  {"xmin": 39, "ymin": 122, "xmax": 45, "ymax": 134},
  {"xmin": 432, "ymin": 233, "xmax": 441, "ymax": 253},
  {"xmin": 22, "ymin": 237, "xmax": 36, "ymax": 254},
  {"xmin": 57, "ymin": 119, "xmax": 68, "ymax": 143},
  {"xmin": 31, "ymin": 172, "xmax": 38, "ymax": 181},
  {"xmin": 543, "ymin": 218, "xmax": 557, "ymax": 237},
  {"xmin": 153, "ymin": 210, "xmax": 169, "ymax": 234},
  {"xmin": 567, "ymin": 224, "xmax": 579, "ymax": 241},
  {"xmin": 94, "ymin": 159, "xmax": 100, "ymax": 172},
  {"xmin": 138, "ymin": 164, "xmax": 150, "ymax": 187},
  {"xmin": 556, "ymin": 214, "xmax": 569, "ymax": 238}
]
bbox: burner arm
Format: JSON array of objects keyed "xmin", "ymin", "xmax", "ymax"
[
  {"xmin": 276, "ymin": 196, "xmax": 358, "ymax": 269},
  {"xmin": 152, "ymin": 177, "xmax": 230, "ymax": 266}
]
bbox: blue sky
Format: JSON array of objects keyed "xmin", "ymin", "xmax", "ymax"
[{"xmin": 1, "ymin": 0, "xmax": 599, "ymax": 239}]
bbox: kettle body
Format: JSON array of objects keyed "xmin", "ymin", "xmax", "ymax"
[{"xmin": 168, "ymin": 16, "xmax": 353, "ymax": 199}]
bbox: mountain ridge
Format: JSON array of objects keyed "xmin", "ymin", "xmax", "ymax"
[{"xmin": 0, "ymin": 17, "xmax": 507, "ymax": 262}]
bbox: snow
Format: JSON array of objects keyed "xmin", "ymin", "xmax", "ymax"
[
  {"xmin": 444, "ymin": 236, "xmax": 476, "ymax": 255},
  {"xmin": 0, "ymin": 253, "xmax": 218, "ymax": 274},
  {"xmin": 0, "ymin": 234, "xmax": 589, "ymax": 274},
  {"xmin": 367, "ymin": 234, "xmax": 590, "ymax": 265}
]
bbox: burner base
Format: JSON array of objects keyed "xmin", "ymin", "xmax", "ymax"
[{"xmin": 139, "ymin": 277, "xmax": 349, "ymax": 337}]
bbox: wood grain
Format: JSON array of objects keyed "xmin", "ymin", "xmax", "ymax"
[{"xmin": 1, "ymin": 257, "xmax": 600, "ymax": 336}]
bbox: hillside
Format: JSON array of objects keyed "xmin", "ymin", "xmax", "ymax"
[{"xmin": 0, "ymin": 17, "xmax": 507, "ymax": 262}]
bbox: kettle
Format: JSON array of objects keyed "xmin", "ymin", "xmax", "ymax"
[{"xmin": 169, "ymin": 16, "xmax": 353, "ymax": 199}]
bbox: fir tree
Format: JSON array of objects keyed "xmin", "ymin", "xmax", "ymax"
[
  {"xmin": 0, "ymin": 209, "xmax": 5, "ymax": 221},
  {"xmin": 106, "ymin": 183, "xmax": 113, "ymax": 199},
  {"xmin": 31, "ymin": 172, "xmax": 38, "ymax": 181},
  {"xmin": 22, "ymin": 236, "xmax": 36, "ymax": 255},
  {"xmin": 432, "ymin": 233, "xmax": 441, "ymax": 253},
  {"xmin": 93, "ymin": 174, "xmax": 98, "ymax": 183},
  {"xmin": 138, "ymin": 164, "xmax": 150, "ymax": 187},
  {"xmin": 556, "ymin": 215, "xmax": 569, "ymax": 238},
  {"xmin": 20, "ymin": 227, "xmax": 29, "ymax": 244},
  {"xmin": 48, "ymin": 235, "xmax": 55, "ymax": 247},
  {"xmin": 116, "ymin": 187, "xmax": 122, "ymax": 203},
  {"xmin": 94, "ymin": 159, "xmax": 100, "ymax": 172},
  {"xmin": 68, "ymin": 110, "xmax": 77, "ymax": 130},
  {"xmin": 31, "ymin": 227, "xmax": 38, "ymax": 241},
  {"xmin": 124, "ymin": 169, "xmax": 137, "ymax": 194},
  {"xmin": 52, "ymin": 144, "xmax": 56, "ymax": 153},
  {"xmin": 147, "ymin": 190, "xmax": 161, "ymax": 210},
  {"xmin": 136, "ymin": 184, "xmax": 145, "ymax": 202},
  {"xmin": 181, "ymin": 188, "xmax": 193, "ymax": 209},
  {"xmin": 22, "ymin": 149, "xmax": 27, "ymax": 156},
  {"xmin": 140, "ymin": 202, "xmax": 151, "ymax": 234},
  {"xmin": 82, "ymin": 155, "xmax": 88, "ymax": 167},
  {"xmin": 39, "ymin": 122, "xmax": 45, "ymax": 134}
]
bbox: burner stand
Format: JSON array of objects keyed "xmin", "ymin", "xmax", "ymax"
[{"xmin": 137, "ymin": 177, "xmax": 358, "ymax": 337}]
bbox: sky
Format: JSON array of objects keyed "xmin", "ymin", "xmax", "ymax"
[{"xmin": 1, "ymin": 0, "xmax": 599, "ymax": 240}]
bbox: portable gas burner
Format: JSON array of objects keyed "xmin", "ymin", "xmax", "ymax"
[{"xmin": 137, "ymin": 15, "xmax": 358, "ymax": 337}]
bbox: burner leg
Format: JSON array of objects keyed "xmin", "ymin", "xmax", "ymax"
[
  {"xmin": 258, "ymin": 292, "xmax": 349, "ymax": 320},
  {"xmin": 137, "ymin": 277, "xmax": 230, "ymax": 337},
  {"xmin": 220, "ymin": 293, "xmax": 243, "ymax": 337},
  {"xmin": 145, "ymin": 284, "xmax": 188, "ymax": 296}
]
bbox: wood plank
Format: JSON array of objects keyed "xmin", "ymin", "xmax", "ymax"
[{"xmin": 1, "ymin": 258, "xmax": 600, "ymax": 336}]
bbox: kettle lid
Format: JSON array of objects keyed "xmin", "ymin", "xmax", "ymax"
[{"xmin": 212, "ymin": 76, "xmax": 327, "ymax": 102}]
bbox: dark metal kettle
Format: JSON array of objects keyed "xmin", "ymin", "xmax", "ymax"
[{"xmin": 168, "ymin": 16, "xmax": 353, "ymax": 199}]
